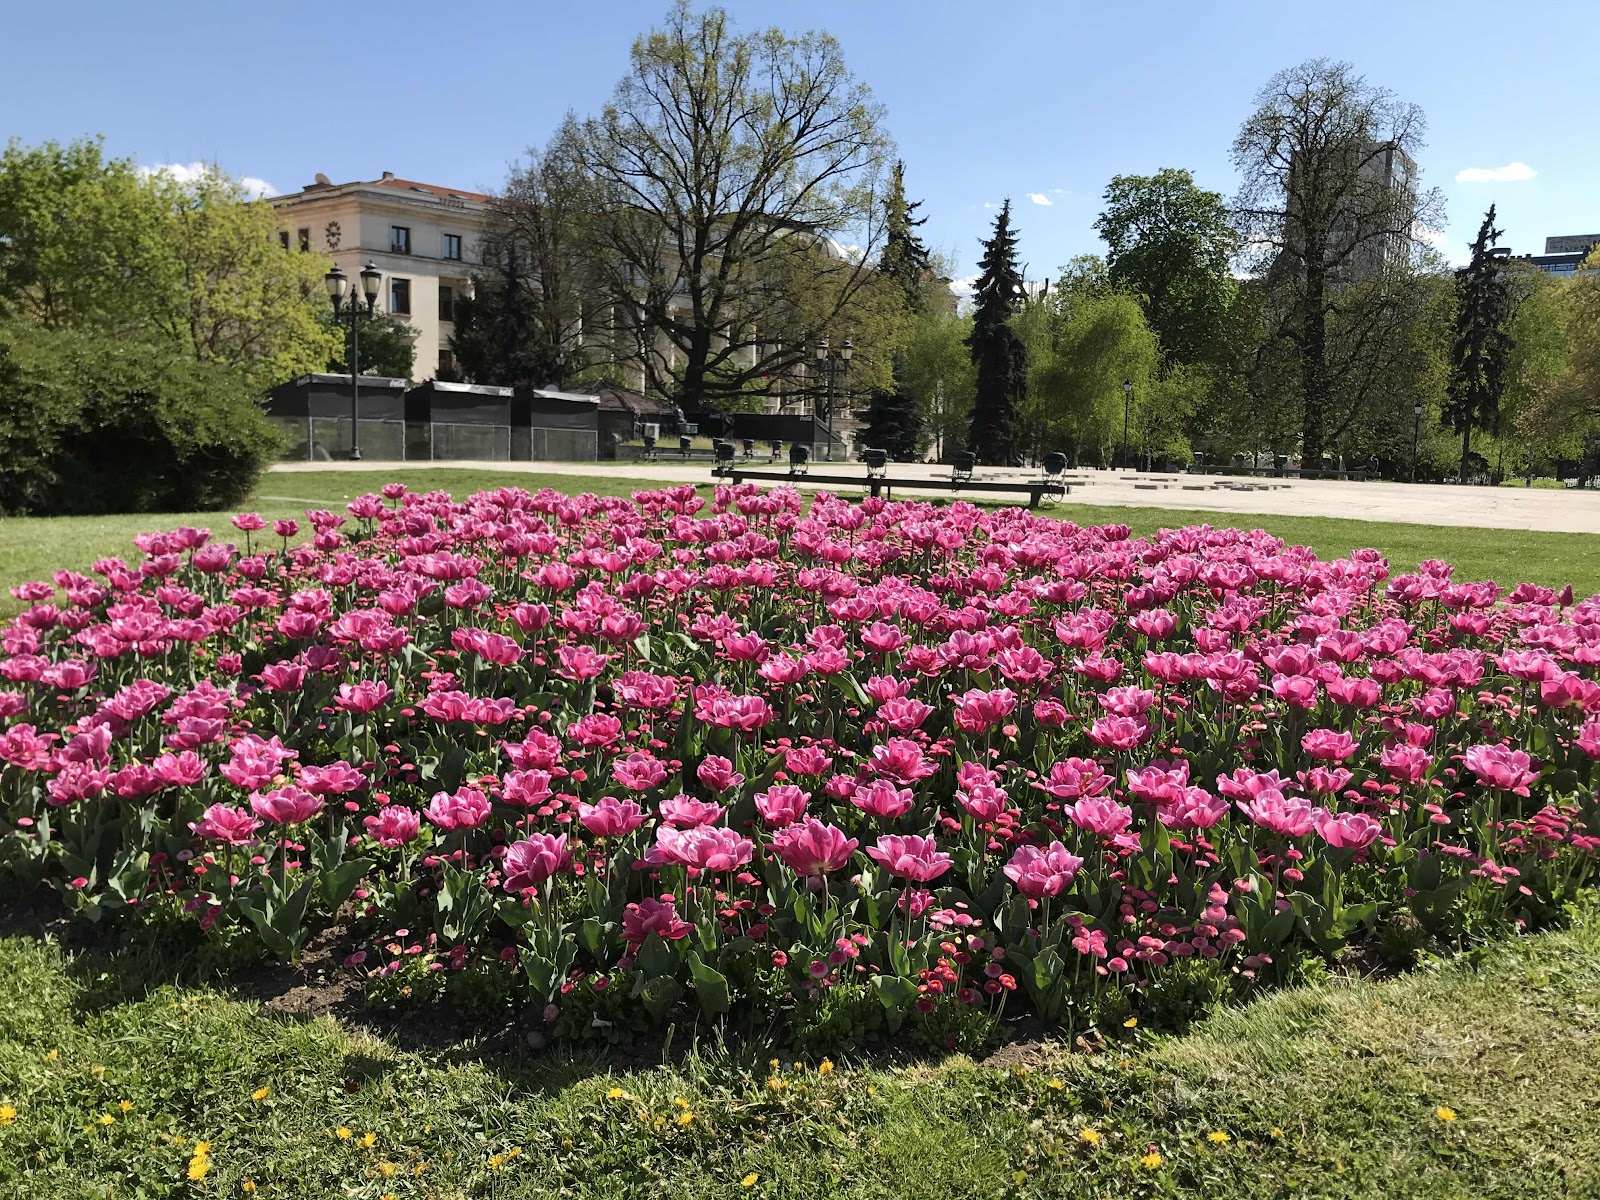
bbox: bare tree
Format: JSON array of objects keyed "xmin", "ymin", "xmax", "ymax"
[
  {"xmin": 1231, "ymin": 59, "xmax": 1442, "ymax": 470},
  {"xmin": 571, "ymin": 2, "xmax": 891, "ymax": 413}
]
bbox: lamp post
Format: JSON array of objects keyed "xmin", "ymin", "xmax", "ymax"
[
  {"xmin": 815, "ymin": 336, "xmax": 853, "ymax": 462},
  {"xmin": 1411, "ymin": 402, "xmax": 1424, "ymax": 483},
  {"xmin": 324, "ymin": 261, "xmax": 383, "ymax": 461},
  {"xmin": 1121, "ymin": 379, "xmax": 1132, "ymax": 470}
]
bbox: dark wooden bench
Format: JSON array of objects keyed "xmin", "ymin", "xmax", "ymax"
[{"xmin": 715, "ymin": 468, "xmax": 1071, "ymax": 509}]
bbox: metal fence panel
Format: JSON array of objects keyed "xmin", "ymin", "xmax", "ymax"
[{"xmin": 307, "ymin": 417, "xmax": 406, "ymax": 461}]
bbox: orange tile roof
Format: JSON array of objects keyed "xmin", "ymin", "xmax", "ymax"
[{"xmin": 369, "ymin": 176, "xmax": 492, "ymax": 203}]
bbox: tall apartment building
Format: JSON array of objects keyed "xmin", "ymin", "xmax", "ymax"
[{"xmin": 268, "ymin": 172, "xmax": 491, "ymax": 380}]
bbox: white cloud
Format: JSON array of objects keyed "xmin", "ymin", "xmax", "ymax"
[
  {"xmin": 139, "ymin": 161, "xmax": 276, "ymax": 199},
  {"xmin": 948, "ymin": 274, "xmax": 978, "ymax": 299},
  {"xmin": 1026, "ymin": 192, "xmax": 1053, "ymax": 207},
  {"xmin": 1455, "ymin": 162, "xmax": 1537, "ymax": 184}
]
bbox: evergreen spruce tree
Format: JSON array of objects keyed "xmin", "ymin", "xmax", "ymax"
[
  {"xmin": 449, "ymin": 232, "xmax": 558, "ymax": 391},
  {"xmin": 1445, "ymin": 206, "xmax": 1515, "ymax": 482},
  {"xmin": 861, "ymin": 349, "xmax": 922, "ymax": 459},
  {"xmin": 966, "ymin": 200, "xmax": 1027, "ymax": 464},
  {"xmin": 879, "ymin": 160, "xmax": 931, "ymax": 312}
]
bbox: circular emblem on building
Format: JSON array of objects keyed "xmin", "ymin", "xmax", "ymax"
[{"xmin": 325, "ymin": 220, "xmax": 342, "ymax": 250}]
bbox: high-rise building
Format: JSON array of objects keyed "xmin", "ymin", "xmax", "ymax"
[{"xmin": 268, "ymin": 172, "xmax": 492, "ymax": 380}]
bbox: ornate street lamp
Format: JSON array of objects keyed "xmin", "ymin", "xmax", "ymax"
[
  {"xmin": 816, "ymin": 336, "xmax": 853, "ymax": 462},
  {"xmin": 1411, "ymin": 401, "xmax": 1425, "ymax": 483},
  {"xmin": 325, "ymin": 261, "xmax": 383, "ymax": 461}
]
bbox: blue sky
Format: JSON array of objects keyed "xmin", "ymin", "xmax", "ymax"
[{"xmin": 6, "ymin": 0, "xmax": 1597, "ymax": 287}]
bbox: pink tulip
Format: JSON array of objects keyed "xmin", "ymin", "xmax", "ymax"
[
  {"xmin": 1003, "ymin": 842, "xmax": 1084, "ymax": 898},
  {"xmin": 622, "ymin": 896, "xmax": 692, "ymax": 943},
  {"xmin": 363, "ymin": 805, "xmax": 421, "ymax": 847},
  {"xmin": 866, "ymin": 834, "xmax": 951, "ymax": 883},
  {"xmin": 249, "ymin": 784, "xmax": 323, "ymax": 826},
  {"xmin": 425, "ymin": 786, "xmax": 493, "ymax": 831},
  {"xmin": 659, "ymin": 795, "xmax": 724, "ymax": 829},
  {"xmin": 1068, "ymin": 796, "xmax": 1134, "ymax": 837},
  {"xmin": 189, "ymin": 803, "xmax": 259, "ymax": 846},
  {"xmin": 1301, "ymin": 728, "xmax": 1357, "ymax": 762},
  {"xmin": 696, "ymin": 755, "xmax": 744, "ymax": 793},
  {"xmin": 577, "ymin": 796, "xmax": 649, "ymax": 838},
  {"xmin": 336, "ymin": 680, "xmax": 393, "ymax": 714},
  {"xmin": 653, "ymin": 825, "xmax": 754, "ymax": 872},
  {"xmin": 755, "ymin": 784, "xmax": 810, "ymax": 828},
  {"xmin": 1237, "ymin": 789, "xmax": 1321, "ymax": 838},
  {"xmin": 850, "ymin": 778, "xmax": 915, "ymax": 820},
  {"xmin": 1035, "ymin": 757, "xmax": 1113, "ymax": 800},
  {"xmin": 1158, "ymin": 787, "xmax": 1230, "ymax": 831},
  {"xmin": 869, "ymin": 737, "xmax": 937, "ymax": 782},
  {"xmin": 502, "ymin": 833, "xmax": 572, "ymax": 892},
  {"xmin": 771, "ymin": 819, "xmax": 859, "ymax": 877},
  {"xmin": 612, "ymin": 751, "xmax": 669, "ymax": 792},
  {"xmin": 1313, "ymin": 809, "xmax": 1383, "ymax": 849},
  {"xmin": 1462, "ymin": 743, "xmax": 1538, "ymax": 795}
]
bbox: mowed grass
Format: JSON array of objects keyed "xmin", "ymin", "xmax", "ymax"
[
  {"xmin": 3, "ymin": 467, "xmax": 1599, "ymax": 615},
  {"xmin": 2, "ymin": 915, "xmax": 1597, "ymax": 1199}
]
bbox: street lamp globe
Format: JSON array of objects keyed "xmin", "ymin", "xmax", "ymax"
[
  {"xmin": 324, "ymin": 264, "xmax": 350, "ymax": 303},
  {"xmin": 840, "ymin": 338, "xmax": 853, "ymax": 363},
  {"xmin": 816, "ymin": 336, "xmax": 829, "ymax": 362},
  {"xmin": 1413, "ymin": 402, "xmax": 1424, "ymax": 417},
  {"xmin": 360, "ymin": 262, "xmax": 383, "ymax": 305}
]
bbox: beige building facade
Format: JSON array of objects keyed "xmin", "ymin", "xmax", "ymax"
[{"xmin": 268, "ymin": 172, "xmax": 492, "ymax": 380}]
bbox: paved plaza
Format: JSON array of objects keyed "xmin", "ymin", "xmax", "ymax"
[{"xmin": 269, "ymin": 460, "xmax": 1600, "ymax": 534}]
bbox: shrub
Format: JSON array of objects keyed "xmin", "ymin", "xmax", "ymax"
[{"xmin": 0, "ymin": 323, "xmax": 281, "ymax": 515}]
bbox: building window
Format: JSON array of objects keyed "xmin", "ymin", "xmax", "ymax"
[
  {"xmin": 438, "ymin": 348, "xmax": 456, "ymax": 375},
  {"xmin": 438, "ymin": 285, "xmax": 455, "ymax": 322},
  {"xmin": 278, "ymin": 230, "xmax": 290, "ymax": 250},
  {"xmin": 297, "ymin": 228, "xmax": 310, "ymax": 252},
  {"xmin": 390, "ymin": 278, "xmax": 411, "ymax": 315},
  {"xmin": 442, "ymin": 233, "xmax": 462, "ymax": 261},
  {"xmin": 390, "ymin": 225, "xmax": 411, "ymax": 254}
]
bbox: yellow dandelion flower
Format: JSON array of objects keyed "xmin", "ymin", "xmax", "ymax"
[
  {"xmin": 0, "ymin": 1105, "xmax": 16, "ymax": 1125},
  {"xmin": 358, "ymin": 1131, "xmax": 377, "ymax": 1149},
  {"xmin": 769, "ymin": 1058, "xmax": 780, "ymax": 1070},
  {"xmin": 251, "ymin": 1087, "xmax": 270, "ymax": 1102},
  {"xmin": 1270, "ymin": 1127, "xmax": 1284, "ymax": 1139},
  {"xmin": 487, "ymin": 1153, "xmax": 505, "ymax": 1170},
  {"xmin": 44, "ymin": 1049, "xmax": 59, "ymax": 1062},
  {"xmin": 241, "ymin": 1181, "xmax": 256, "ymax": 1194},
  {"xmin": 377, "ymin": 1161, "xmax": 397, "ymax": 1178},
  {"xmin": 98, "ymin": 1113, "xmax": 115, "ymax": 1126},
  {"xmin": 1015, "ymin": 1066, "xmax": 1031, "ymax": 1076},
  {"xmin": 607, "ymin": 1086, "xmax": 625, "ymax": 1099},
  {"xmin": 817, "ymin": 1060, "xmax": 834, "ymax": 1076},
  {"xmin": 91, "ymin": 1065, "xmax": 105, "ymax": 1078},
  {"xmin": 1047, "ymin": 1079, "xmax": 1065, "ymax": 1091},
  {"xmin": 195, "ymin": 1141, "xmax": 211, "ymax": 1154},
  {"xmin": 118, "ymin": 1100, "xmax": 133, "ymax": 1113},
  {"xmin": 867, "ymin": 1085, "xmax": 875, "ymax": 1096},
  {"xmin": 676, "ymin": 1111, "xmax": 694, "ymax": 1126},
  {"xmin": 508, "ymin": 1147, "xmax": 523, "ymax": 1160},
  {"xmin": 672, "ymin": 1096, "xmax": 690, "ymax": 1109},
  {"xmin": 1123, "ymin": 1017, "xmax": 1138, "ymax": 1028},
  {"xmin": 414, "ymin": 1161, "xmax": 430, "ymax": 1175},
  {"xmin": 335, "ymin": 1126, "xmax": 352, "ymax": 1140},
  {"xmin": 187, "ymin": 1155, "xmax": 211, "ymax": 1182},
  {"xmin": 380, "ymin": 1195, "xmax": 396, "ymax": 1200},
  {"xmin": 741, "ymin": 1173, "xmax": 759, "ymax": 1187},
  {"xmin": 1078, "ymin": 1128, "xmax": 1101, "ymax": 1146},
  {"xmin": 1140, "ymin": 1151, "xmax": 1163, "ymax": 1170},
  {"xmin": 1436, "ymin": 1106, "xmax": 1457, "ymax": 1123},
  {"xmin": 1207, "ymin": 1130, "xmax": 1231, "ymax": 1144}
]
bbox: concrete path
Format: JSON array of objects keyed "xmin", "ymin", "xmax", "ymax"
[{"xmin": 268, "ymin": 461, "xmax": 1600, "ymax": 534}]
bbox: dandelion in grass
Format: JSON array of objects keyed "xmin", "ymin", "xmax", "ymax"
[
  {"xmin": 741, "ymin": 1173, "xmax": 759, "ymax": 1187},
  {"xmin": 119, "ymin": 1100, "xmax": 133, "ymax": 1113},
  {"xmin": 0, "ymin": 1105, "xmax": 15, "ymax": 1126},
  {"xmin": 1140, "ymin": 1150, "xmax": 1163, "ymax": 1170},
  {"xmin": 1436, "ymin": 1106, "xmax": 1458, "ymax": 1122},
  {"xmin": 1047, "ymin": 1079, "xmax": 1065, "ymax": 1091},
  {"xmin": 1207, "ymin": 1130, "xmax": 1231, "ymax": 1144},
  {"xmin": 818, "ymin": 1060, "xmax": 834, "ymax": 1076},
  {"xmin": 335, "ymin": 1127, "xmax": 352, "ymax": 1140},
  {"xmin": 251, "ymin": 1086, "xmax": 270, "ymax": 1102},
  {"xmin": 358, "ymin": 1131, "xmax": 377, "ymax": 1148},
  {"xmin": 1078, "ymin": 1128, "xmax": 1101, "ymax": 1146}
]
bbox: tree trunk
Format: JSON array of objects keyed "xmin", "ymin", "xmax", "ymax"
[{"xmin": 1299, "ymin": 262, "xmax": 1327, "ymax": 474}]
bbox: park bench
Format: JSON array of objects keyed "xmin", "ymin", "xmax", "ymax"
[{"xmin": 713, "ymin": 448, "xmax": 1072, "ymax": 509}]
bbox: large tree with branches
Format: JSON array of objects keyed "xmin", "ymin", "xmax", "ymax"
[
  {"xmin": 1231, "ymin": 59, "xmax": 1441, "ymax": 470},
  {"xmin": 571, "ymin": 2, "xmax": 891, "ymax": 414}
]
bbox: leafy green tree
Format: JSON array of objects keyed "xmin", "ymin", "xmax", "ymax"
[
  {"xmin": 879, "ymin": 161, "xmax": 931, "ymax": 313},
  {"xmin": 966, "ymin": 200, "xmax": 1027, "ymax": 464},
  {"xmin": 572, "ymin": 3, "xmax": 891, "ymax": 413},
  {"xmin": 1445, "ymin": 207, "xmax": 1515, "ymax": 481},
  {"xmin": 450, "ymin": 230, "xmax": 558, "ymax": 391},
  {"xmin": 0, "ymin": 138, "xmax": 337, "ymax": 389},
  {"xmin": 901, "ymin": 307, "xmax": 974, "ymax": 460},
  {"xmin": 322, "ymin": 307, "xmax": 418, "ymax": 380},
  {"xmin": 0, "ymin": 322, "xmax": 281, "ymax": 515},
  {"xmin": 1231, "ymin": 59, "xmax": 1441, "ymax": 469},
  {"xmin": 1093, "ymin": 168, "xmax": 1238, "ymax": 366},
  {"xmin": 860, "ymin": 351, "xmax": 921, "ymax": 459}
]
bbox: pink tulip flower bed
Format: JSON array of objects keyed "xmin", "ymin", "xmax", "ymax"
[{"xmin": 3, "ymin": 482, "xmax": 1598, "ymax": 1046}]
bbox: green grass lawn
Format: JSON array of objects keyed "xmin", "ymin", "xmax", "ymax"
[
  {"xmin": 2, "ymin": 914, "xmax": 1596, "ymax": 1199},
  {"xmin": 3, "ymin": 466, "xmax": 1598, "ymax": 614}
]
